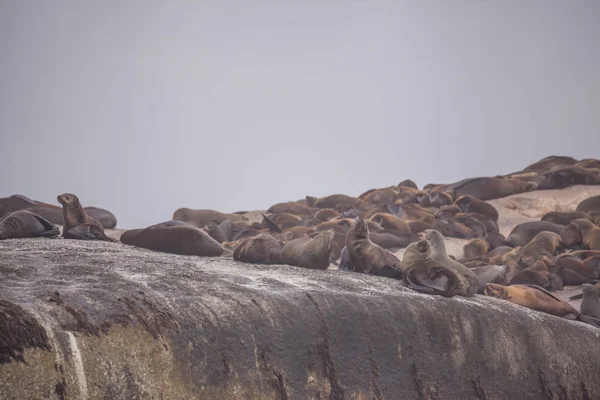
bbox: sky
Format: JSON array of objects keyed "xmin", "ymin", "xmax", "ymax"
[{"xmin": 1, "ymin": 1, "xmax": 599, "ymax": 229}]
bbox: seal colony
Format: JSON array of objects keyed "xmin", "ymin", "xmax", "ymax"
[{"xmin": 2, "ymin": 155, "xmax": 600, "ymax": 328}]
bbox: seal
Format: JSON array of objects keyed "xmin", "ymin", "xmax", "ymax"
[
  {"xmin": 369, "ymin": 213, "xmax": 410, "ymax": 233},
  {"xmin": 418, "ymin": 191, "xmax": 453, "ymax": 208},
  {"xmin": 56, "ymin": 193, "xmax": 114, "ymax": 242},
  {"xmin": 556, "ymin": 255, "xmax": 598, "ymax": 279},
  {"xmin": 121, "ymin": 222, "xmax": 224, "ymax": 256},
  {"xmin": 521, "ymin": 155, "xmax": 578, "ymax": 173},
  {"xmin": 232, "ymin": 234, "xmax": 284, "ymax": 264},
  {"xmin": 443, "ymin": 177, "xmax": 537, "ymax": 201},
  {"xmin": 0, "ymin": 194, "xmax": 37, "ymax": 217},
  {"xmin": 281, "ymin": 226, "xmax": 311, "ymax": 240},
  {"xmin": 281, "ymin": 230, "xmax": 335, "ymax": 270},
  {"xmin": 419, "ymin": 229, "xmax": 479, "ymax": 296},
  {"xmin": 305, "ymin": 194, "xmax": 359, "ymax": 209},
  {"xmin": 369, "ymin": 231, "xmax": 413, "ymax": 250},
  {"xmin": 463, "ymin": 238, "xmax": 490, "ymax": 259},
  {"xmin": 172, "ymin": 208, "xmax": 244, "ymax": 227},
  {"xmin": 471, "ymin": 265, "xmax": 509, "ymax": 293},
  {"xmin": 453, "ymin": 195, "xmax": 499, "ymax": 222},
  {"xmin": 344, "ymin": 219, "xmax": 404, "ymax": 279},
  {"xmin": 541, "ymin": 211, "xmax": 591, "ymax": 226},
  {"xmin": 204, "ymin": 221, "xmax": 230, "ymax": 243},
  {"xmin": 518, "ymin": 231, "xmax": 563, "ymax": 268},
  {"xmin": 82, "ymin": 207, "xmax": 118, "ymax": 229},
  {"xmin": 0, "ymin": 210, "xmax": 60, "ymax": 240},
  {"xmin": 266, "ymin": 201, "xmax": 315, "ymax": 216},
  {"xmin": 484, "ymin": 283, "xmax": 579, "ymax": 319},
  {"xmin": 401, "ymin": 239, "xmax": 460, "ymax": 297},
  {"xmin": 398, "ymin": 179, "xmax": 418, "ymax": 189},
  {"xmin": 485, "ymin": 232, "xmax": 507, "ymax": 250},
  {"xmin": 358, "ymin": 188, "xmax": 398, "ymax": 211},
  {"xmin": 504, "ymin": 221, "xmax": 565, "ymax": 247},
  {"xmin": 269, "ymin": 213, "xmax": 304, "ymax": 230},
  {"xmin": 560, "ymin": 219, "xmax": 600, "ymax": 250},
  {"xmin": 313, "ymin": 208, "xmax": 341, "ymax": 223},
  {"xmin": 537, "ymin": 166, "xmax": 600, "ymax": 190},
  {"xmin": 580, "ymin": 283, "xmax": 600, "ymax": 328}
]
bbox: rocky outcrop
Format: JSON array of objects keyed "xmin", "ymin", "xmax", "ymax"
[{"xmin": 2, "ymin": 236, "xmax": 600, "ymax": 399}]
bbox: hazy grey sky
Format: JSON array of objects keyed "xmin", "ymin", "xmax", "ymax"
[{"xmin": 1, "ymin": 1, "xmax": 599, "ymax": 228}]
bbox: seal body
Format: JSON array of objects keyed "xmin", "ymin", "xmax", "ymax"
[
  {"xmin": 0, "ymin": 210, "xmax": 60, "ymax": 240},
  {"xmin": 233, "ymin": 234, "xmax": 284, "ymax": 264},
  {"xmin": 401, "ymin": 239, "xmax": 460, "ymax": 297},
  {"xmin": 580, "ymin": 284, "xmax": 600, "ymax": 327},
  {"xmin": 173, "ymin": 208, "xmax": 243, "ymax": 227},
  {"xmin": 577, "ymin": 195, "xmax": 600, "ymax": 213},
  {"xmin": 484, "ymin": 283, "xmax": 579, "ymax": 319},
  {"xmin": 281, "ymin": 230, "xmax": 335, "ymax": 270},
  {"xmin": 121, "ymin": 223, "xmax": 223, "ymax": 256},
  {"xmin": 505, "ymin": 221, "xmax": 565, "ymax": 247},
  {"xmin": 420, "ymin": 229, "xmax": 479, "ymax": 297},
  {"xmin": 345, "ymin": 219, "xmax": 403, "ymax": 279},
  {"xmin": 57, "ymin": 193, "xmax": 114, "ymax": 242}
]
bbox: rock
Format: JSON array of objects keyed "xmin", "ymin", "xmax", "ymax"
[{"xmin": 2, "ymin": 238, "xmax": 600, "ymax": 399}]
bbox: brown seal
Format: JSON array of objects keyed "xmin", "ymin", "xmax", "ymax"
[
  {"xmin": 401, "ymin": 239, "xmax": 460, "ymax": 297},
  {"xmin": 398, "ymin": 179, "xmax": 418, "ymax": 189},
  {"xmin": 121, "ymin": 221, "xmax": 223, "ymax": 256},
  {"xmin": 268, "ymin": 213, "xmax": 303, "ymax": 230},
  {"xmin": 538, "ymin": 166, "xmax": 600, "ymax": 190},
  {"xmin": 0, "ymin": 194, "xmax": 37, "ymax": 217},
  {"xmin": 344, "ymin": 219, "xmax": 403, "ymax": 279},
  {"xmin": 204, "ymin": 220, "xmax": 234, "ymax": 243},
  {"xmin": 281, "ymin": 226, "xmax": 311, "ymax": 240},
  {"xmin": 453, "ymin": 195, "xmax": 499, "ymax": 222},
  {"xmin": 313, "ymin": 208, "xmax": 341, "ymax": 223},
  {"xmin": 580, "ymin": 284, "xmax": 600, "ymax": 328},
  {"xmin": 484, "ymin": 283, "xmax": 579, "ymax": 319},
  {"xmin": 281, "ymin": 230, "xmax": 335, "ymax": 270},
  {"xmin": 541, "ymin": 211, "xmax": 591, "ymax": 226},
  {"xmin": 172, "ymin": 208, "xmax": 243, "ymax": 227},
  {"xmin": 556, "ymin": 255, "xmax": 598, "ymax": 279},
  {"xmin": 463, "ymin": 238, "xmax": 490, "ymax": 259},
  {"xmin": 520, "ymin": 155, "xmax": 578, "ymax": 173},
  {"xmin": 418, "ymin": 191, "xmax": 453, "ymax": 208},
  {"xmin": 56, "ymin": 193, "xmax": 114, "ymax": 242},
  {"xmin": 232, "ymin": 234, "xmax": 284, "ymax": 264},
  {"xmin": 267, "ymin": 201, "xmax": 315, "ymax": 216},
  {"xmin": 369, "ymin": 213, "xmax": 411, "ymax": 233},
  {"xmin": 305, "ymin": 194, "xmax": 359, "ymax": 209},
  {"xmin": 0, "ymin": 210, "xmax": 60, "ymax": 240},
  {"xmin": 443, "ymin": 177, "xmax": 537, "ymax": 201},
  {"xmin": 419, "ymin": 229, "xmax": 479, "ymax": 296},
  {"xmin": 504, "ymin": 221, "xmax": 565, "ymax": 247},
  {"xmin": 358, "ymin": 188, "xmax": 398, "ymax": 211},
  {"xmin": 518, "ymin": 231, "xmax": 563, "ymax": 268},
  {"xmin": 561, "ymin": 219, "xmax": 600, "ymax": 250},
  {"xmin": 485, "ymin": 232, "xmax": 507, "ymax": 250}
]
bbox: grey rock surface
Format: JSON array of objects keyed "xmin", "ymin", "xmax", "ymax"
[{"xmin": 1, "ymin": 237, "xmax": 600, "ymax": 399}]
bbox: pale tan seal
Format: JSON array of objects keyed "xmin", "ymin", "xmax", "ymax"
[{"xmin": 484, "ymin": 283, "xmax": 579, "ymax": 319}]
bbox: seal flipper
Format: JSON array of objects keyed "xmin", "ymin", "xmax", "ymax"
[
  {"xmin": 29, "ymin": 213, "xmax": 60, "ymax": 238},
  {"xmin": 580, "ymin": 315, "xmax": 600, "ymax": 328},
  {"xmin": 261, "ymin": 214, "xmax": 282, "ymax": 233},
  {"xmin": 372, "ymin": 265, "xmax": 404, "ymax": 280}
]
